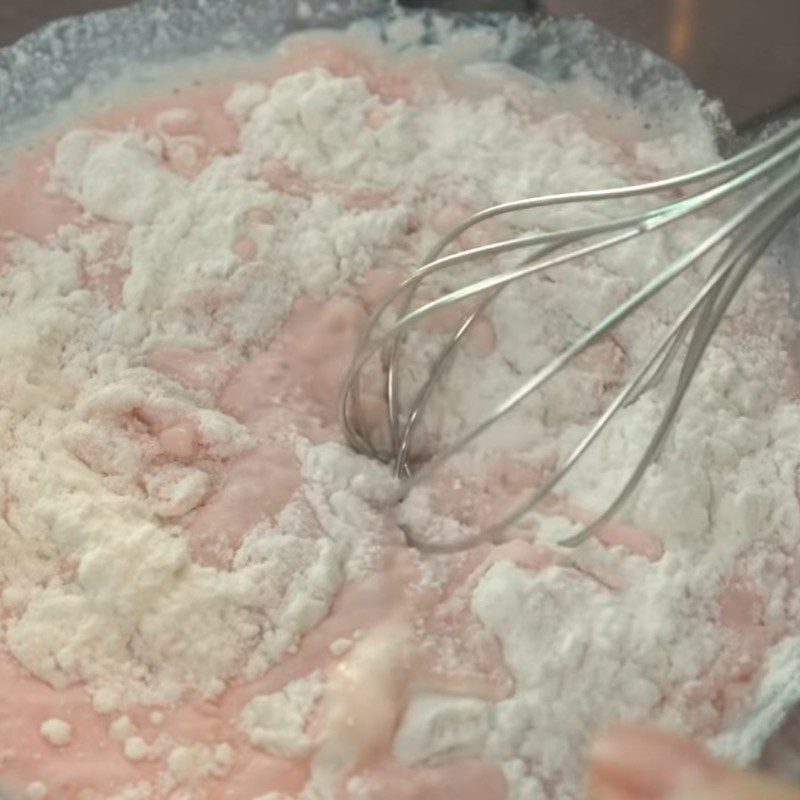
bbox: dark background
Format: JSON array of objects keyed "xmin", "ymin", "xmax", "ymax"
[{"xmin": 2, "ymin": 0, "xmax": 799, "ymax": 127}]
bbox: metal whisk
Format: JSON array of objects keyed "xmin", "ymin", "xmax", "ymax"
[{"xmin": 340, "ymin": 121, "xmax": 800, "ymax": 552}]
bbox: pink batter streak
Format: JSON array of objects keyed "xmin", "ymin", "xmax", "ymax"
[{"xmin": 0, "ymin": 34, "xmax": 793, "ymax": 800}]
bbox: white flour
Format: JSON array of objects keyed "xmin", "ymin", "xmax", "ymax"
[
  {"xmin": 0, "ymin": 28, "xmax": 799, "ymax": 800},
  {"xmin": 240, "ymin": 671, "xmax": 325, "ymax": 756}
]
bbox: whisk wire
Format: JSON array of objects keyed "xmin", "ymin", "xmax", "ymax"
[
  {"xmin": 380, "ymin": 122, "xmax": 800, "ymax": 451},
  {"xmin": 339, "ymin": 122, "xmax": 800, "ymax": 551},
  {"xmin": 342, "ymin": 126, "xmax": 800, "ymax": 458},
  {"xmin": 563, "ymin": 176, "xmax": 800, "ymax": 547},
  {"xmin": 402, "ymin": 153, "xmax": 800, "ymax": 492}
]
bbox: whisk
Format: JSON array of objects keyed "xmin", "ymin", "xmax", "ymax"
[{"xmin": 340, "ymin": 121, "xmax": 800, "ymax": 553}]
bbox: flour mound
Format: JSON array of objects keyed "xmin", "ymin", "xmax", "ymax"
[{"xmin": 0, "ymin": 29, "xmax": 799, "ymax": 800}]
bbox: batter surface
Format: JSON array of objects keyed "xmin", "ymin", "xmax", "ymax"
[{"xmin": 0, "ymin": 26, "xmax": 799, "ymax": 800}]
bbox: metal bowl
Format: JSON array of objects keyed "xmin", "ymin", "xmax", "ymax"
[
  {"xmin": 0, "ymin": 0, "xmax": 798, "ymax": 790},
  {"xmin": 0, "ymin": 0, "xmax": 723, "ymax": 158},
  {"xmin": 3, "ymin": 0, "xmax": 799, "ymax": 127}
]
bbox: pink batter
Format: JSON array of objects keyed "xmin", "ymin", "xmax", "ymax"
[{"xmin": 0, "ymin": 34, "xmax": 794, "ymax": 800}]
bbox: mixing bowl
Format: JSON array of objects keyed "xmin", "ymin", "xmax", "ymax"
[
  {"xmin": 3, "ymin": 0, "xmax": 799, "ymax": 126},
  {"xmin": 0, "ymin": 0, "xmax": 799, "ymax": 793}
]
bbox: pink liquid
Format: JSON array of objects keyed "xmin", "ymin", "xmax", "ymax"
[{"xmin": 0, "ymin": 33, "xmax": 792, "ymax": 800}]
